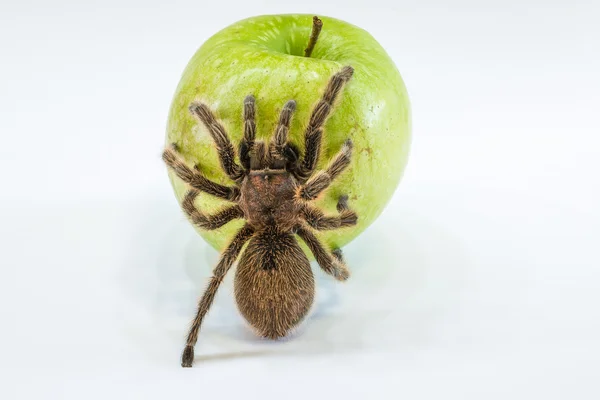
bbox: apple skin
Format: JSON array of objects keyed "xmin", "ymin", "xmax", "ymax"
[{"xmin": 166, "ymin": 14, "xmax": 411, "ymax": 256}]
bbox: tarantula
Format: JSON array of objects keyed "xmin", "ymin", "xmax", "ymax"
[{"xmin": 162, "ymin": 66, "xmax": 358, "ymax": 367}]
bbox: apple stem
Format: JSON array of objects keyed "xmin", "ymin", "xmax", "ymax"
[{"xmin": 304, "ymin": 16, "xmax": 323, "ymax": 58}]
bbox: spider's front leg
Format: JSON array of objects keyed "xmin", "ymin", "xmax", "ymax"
[
  {"xmin": 189, "ymin": 102, "xmax": 245, "ymax": 183},
  {"xmin": 294, "ymin": 66, "xmax": 354, "ymax": 181},
  {"xmin": 182, "ymin": 224, "xmax": 255, "ymax": 367}
]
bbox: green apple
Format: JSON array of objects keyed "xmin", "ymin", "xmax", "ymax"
[{"xmin": 165, "ymin": 14, "xmax": 411, "ymax": 255}]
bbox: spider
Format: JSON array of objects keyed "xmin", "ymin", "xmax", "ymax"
[{"xmin": 162, "ymin": 66, "xmax": 358, "ymax": 367}]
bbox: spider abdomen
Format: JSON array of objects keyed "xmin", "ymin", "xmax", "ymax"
[{"xmin": 234, "ymin": 230, "xmax": 315, "ymax": 339}]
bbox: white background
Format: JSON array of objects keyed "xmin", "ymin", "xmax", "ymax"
[{"xmin": 1, "ymin": 0, "xmax": 599, "ymax": 398}]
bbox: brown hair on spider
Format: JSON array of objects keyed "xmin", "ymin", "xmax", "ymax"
[{"xmin": 162, "ymin": 65, "xmax": 357, "ymax": 368}]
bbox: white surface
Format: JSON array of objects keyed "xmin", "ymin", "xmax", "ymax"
[{"xmin": 1, "ymin": 1, "xmax": 599, "ymax": 399}]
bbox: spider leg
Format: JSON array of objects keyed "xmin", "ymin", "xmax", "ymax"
[
  {"xmin": 189, "ymin": 102, "xmax": 245, "ymax": 182},
  {"xmin": 301, "ymin": 195, "xmax": 358, "ymax": 230},
  {"xmin": 294, "ymin": 66, "xmax": 354, "ymax": 181},
  {"xmin": 181, "ymin": 224, "xmax": 255, "ymax": 367},
  {"xmin": 295, "ymin": 224, "xmax": 350, "ymax": 281},
  {"xmin": 297, "ymin": 139, "xmax": 353, "ymax": 201},
  {"xmin": 239, "ymin": 95, "xmax": 256, "ymax": 170},
  {"xmin": 269, "ymin": 100, "xmax": 296, "ymax": 166},
  {"xmin": 163, "ymin": 144, "xmax": 240, "ymax": 201},
  {"xmin": 332, "ymin": 248, "xmax": 345, "ymax": 263},
  {"xmin": 181, "ymin": 190, "xmax": 244, "ymax": 230}
]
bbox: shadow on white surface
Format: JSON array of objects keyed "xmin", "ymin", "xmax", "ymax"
[{"xmin": 118, "ymin": 194, "xmax": 470, "ymax": 364}]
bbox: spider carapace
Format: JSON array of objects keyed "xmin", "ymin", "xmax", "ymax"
[{"xmin": 163, "ymin": 66, "xmax": 358, "ymax": 367}]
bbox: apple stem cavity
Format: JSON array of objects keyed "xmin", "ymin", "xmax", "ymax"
[{"xmin": 304, "ymin": 16, "xmax": 323, "ymax": 58}]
